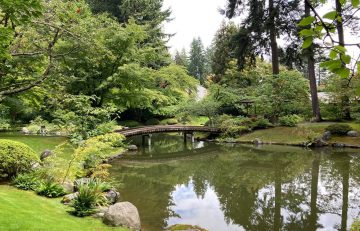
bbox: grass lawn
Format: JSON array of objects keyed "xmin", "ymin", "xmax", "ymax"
[
  {"xmin": 0, "ymin": 185, "xmax": 128, "ymax": 231},
  {"xmin": 237, "ymin": 122, "xmax": 360, "ymax": 146}
]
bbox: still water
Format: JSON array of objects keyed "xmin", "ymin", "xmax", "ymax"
[{"xmin": 110, "ymin": 133, "xmax": 360, "ymax": 231}]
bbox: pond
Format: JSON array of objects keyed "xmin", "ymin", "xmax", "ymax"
[{"xmin": 110, "ymin": 133, "xmax": 360, "ymax": 231}]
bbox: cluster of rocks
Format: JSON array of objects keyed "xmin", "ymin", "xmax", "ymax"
[
  {"xmin": 21, "ymin": 127, "xmax": 65, "ymax": 136},
  {"xmin": 61, "ymin": 178, "xmax": 141, "ymax": 231}
]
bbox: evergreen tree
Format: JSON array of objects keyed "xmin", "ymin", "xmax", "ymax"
[
  {"xmin": 174, "ymin": 48, "xmax": 188, "ymax": 67},
  {"xmin": 188, "ymin": 37, "xmax": 206, "ymax": 85}
]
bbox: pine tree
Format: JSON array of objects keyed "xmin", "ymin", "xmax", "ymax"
[{"xmin": 188, "ymin": 38, "xmax": 206, "ymax": 85}]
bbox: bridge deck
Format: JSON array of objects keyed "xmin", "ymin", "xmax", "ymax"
[{"xmin": 116, "ymin": 125, "xmax": 220, "ymax": 137}]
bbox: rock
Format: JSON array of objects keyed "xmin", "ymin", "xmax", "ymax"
[
  {"xmin": 61, "ymin": 192, "xmax": 79, "ymax": 204},
  {"xmin": 322, "ymin": 131, "xmax": 332, "ymax": 141},
  {"xmin": 62, "ymin": 181, "xmax": 74, "ymax": 194},
  {"xmin": 40, "ymin": 150, "xmax": 53, "ymax": 160},
  {"xmin": 93, "ymin": 206, "xmax": 109, "ymax": 218},
  {"xmin": 128, "ymin": 145, "xmax": 138, "ymax": 151},
  {"xmin": 105, "ymin": 190, "xmax": 120, "ymax": 204},
  {"xmin": 311, "ymin": 138, "xmax": 327, "ymax": 147},
  {"xmin": 165, "ymin": 224, "xmax": 208, "ymax": 231},
  {"xmin": 347, "ymin": 130, "xmax": 359, "ymax": 137},
  {"xmin": 55, "ymin": 131, "xmax": 62, "ymax": 136},
  {"xmin": 21, "ymin": 127, "xmax": 29, "ymax": 134},
  {"xmin": 333, "ymin": 143, "xmax": 345, "ymax": 148},
  {"xmin": 31, "ymin": 162, "xmax": 41, "ymax": 170},
  {"xmin": 103, "ymin": 202, "xmax": 141, "ymax": 230},
  {"xmin": 254, "ymin": 138, "xmax": 262, "ymax": 145}
]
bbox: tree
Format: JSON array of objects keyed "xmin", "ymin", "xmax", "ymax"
[
  {"xmin": 211, "ymin": 21, "xmax": 239, "ymax": 82},
  {"xmin": 174, "ymin": 49, "xmax": 188, "ymax": 67},
  {"xmin": 224, "ymin": 0, "xmax": 301, "ymax": 75},
  {"xmin": 188, "ymin": 37, "xmax": 206, "ymax": 85}
]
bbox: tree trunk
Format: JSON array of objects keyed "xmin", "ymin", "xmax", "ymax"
[
  {"xmin": 305, "ymin": 1, "xmax": 321, "ymax": 121},
  {"xmin": 336, "ymin": 0, "xmax": 351, "ymax": 120},
  {"xmin": 308, "ymin": 154, "xmax": 320, "ymax": 230},
  {"xmin": 269, "ymin": 0, "xmax": 279, "ymax": 75}
]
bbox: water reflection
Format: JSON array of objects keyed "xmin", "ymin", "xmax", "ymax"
[{"xmin": 110, "ymin": 134, "xmax": 360, "ymax": 231}]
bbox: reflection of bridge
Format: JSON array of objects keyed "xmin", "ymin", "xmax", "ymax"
[{"xmin": 116, "ymin": 125, "xmax": 221, "ymax": 145}]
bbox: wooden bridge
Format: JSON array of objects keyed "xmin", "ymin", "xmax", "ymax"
[{"xmin": 115, "ymin": 125, "xmax": 221, "ymax": 145}]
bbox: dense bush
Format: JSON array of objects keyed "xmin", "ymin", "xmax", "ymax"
[
  {"xmin": 72, "ymin": 178, "xmax": 108, "ymax": 217},
  {"xmin": 252, "ymin": 117, "xmax": 272, "ymax": 129},
  {"xmin": 119, "ymin": 120, "xmax": 142, "ymax": 127},
  {"xmin": 145, "ymin": 118, "xmax": 160, "ymax": 125},
  {"xmin": 279, "ymin": 115, "xmax": 302, "ymax": 127},
  {"xmin": 0, "ymin": 139, "xmax": 39, "ymax": 178},
  {"xmin": 160, "ymin": 118, "xmax": 178, "ymax": 125},
  {"xmin": 215, "ymin": 115, "xmax": 251, "ymax": 137},
  {"xmin": 36, "ymin": 178, "xmax": 66, "ymax": 198},
  {"xmin": 351, "ymin": 219, "xmax": 360, "ymax": 231},
  {"xmin": 12, "ymin": 173, "xmax": 40, "ymax": 191},
  {"xmin": 325, "ymin": 124, "xmax": 352, "ymax": 135}
]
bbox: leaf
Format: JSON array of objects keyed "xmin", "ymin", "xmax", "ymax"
[
  {"xmin": 298, "ymin": 16, "xmax": 315, "ymax": 27},
  {"xmin": 352, "ymin": 0, "xmax": 360, "ymax": 7},
  {"xmin": 334, "ymin": 67, "xmax": 350, "ymax": 78},
  {"xmin": 299, "ymin": 29, "xmax": 315, "ymax": 36},
  {"xmin": 357, "ymin": 62, "xmax": 360, "ymax": 73},
  {"xmin": 323, "ymin": 11, "xmax": 337, "ymax": 20},
  {"xmin": 302, "ymin": 37, "xmax": 313, "ymax": 49},
  {"xmin": 320, "ymin": 60, "xmax": 342, "ymax": 71},
  {"xmin": 341, "ymin": 55, "xmax": 351, "ymax": 64},
  {"xmin": 334, "ymin": 45, "xmax": 346, "ymax": 54},
  {"xmin": 329, "ymin": 50, "xmax": 337, "ymax": 59}
]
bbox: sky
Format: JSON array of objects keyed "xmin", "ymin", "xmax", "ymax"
[{"xmin": 162, "ymin": 0, "xmax": 229, "ymax": 54}]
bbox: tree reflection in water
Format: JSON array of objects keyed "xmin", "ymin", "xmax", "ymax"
[{"xmin": 110, "ymin": 134, "xmax": 360, "ymax": 231}]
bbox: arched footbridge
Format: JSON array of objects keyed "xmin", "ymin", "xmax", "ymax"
[{"xmin": 115, "ymin": 125, "xmax": 221, "ymax": 145}]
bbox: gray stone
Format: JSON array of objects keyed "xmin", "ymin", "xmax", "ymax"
[
  {"xmin": 61, "ymin": 192, "xmax": 79, "ymax": 204},
  {"xmin": 40, "ymin": 150, "xmax": 53, "ymax": 160},
  {"xmin": 21, "ymin": 127, "xmax": 29, "ymax": 134},
  {"xmin": 322, "ymin": 131, "xmax": 332, "ymax": 141},
  {"xmin": 31, "ymin": 162, "xmax": 41, "ymax": 170},
  {"xmin": 347, "ymin": 130, "xmax": 359, "ymax": 137},
  {"xmin": 128, "ymin": 145, "xmax": 138, "ymax": 151},
  {"xmin": 312, "ymin": 138, "xmax": 327, "ymax": 147},
  {"xmin": 93, "ymin": 206, "xmax": 109, "ymax": 218},
  {"xmin": 62, "ymin": 181, "xmax": 74, "ymax": 194},
  {"xmin": 105, "ymin": 190, "xmax": 120, "ymax": 204},
  {"xmin": 254, "ymin": 138, "xmax": 262, "ymax": 145},
  {"xmin": 103, "ymin": 202, "xmax": 141, "ymax": 230}
]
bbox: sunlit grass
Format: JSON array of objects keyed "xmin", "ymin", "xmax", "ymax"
[{"xmin": 0, "ymin": 185, "xmax": 128, "ymax": 231}]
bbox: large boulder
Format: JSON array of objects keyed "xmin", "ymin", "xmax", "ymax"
[
  {"xmin": 311, "ymin": 138, "xmax": 327, "ymax": 147},
  {"xmin": 347, "ymin": 130, "xmax": 359, "ymax": 137},
  {"xmin": 103, "ymin": 202, "xmax": 141, "ymax": 231},
  {"xmin": 40, "ymin": 150, "xmax": 53, "ymax": 160},
  {"xmin": 62, "ymin": 181, "xmax": 74, "ymax": 194},
  {"xmin": 61, "ymin": 192, "xmax": 79, "ymax": 204}
]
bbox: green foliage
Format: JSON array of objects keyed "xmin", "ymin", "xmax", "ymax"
[
  {"xmin": 160, "ymin": 118, "xmax": 178, "ymax": 125},
  {"xmin": 325, "ymin": 124, "xmax": 352, "ymax": 135},
  {"xmin": 12, "ymin": 173, "xmax": 40, "ymax": 191},
  {"xmin": 279, "ymin": 115, "xmax": 302, "ymax": 127},
  {"xmin": 0, "ymin": 139, "xmax": 39, "ymax": 178},
  {"xmin": 214, "ymin": 115, "xmax": 251, "ymax": 137},
  {"xmin": 119, "ymin": 120, "xmax": 142, "ymax": 127},
  {"xmin": 351, "ymin": 219, "xmax": 360, "ymax": 231},
  {"xmin": 145, "ymin": 118, "xmax": 160, "ymax": 125},
  {"xmin": 188, "ymin": 37, "xmax": 207, "ymax": 85},
  {"xmin": 36, "ymin": 178, "xmax": 66, "ymax": 198},
  {"xmin": 71, "ymin": 178, "xmax": 109, "ymax": 217},
  {"xmin": 252, "ymin": 117, "xmax": 272, "ymax": 129}
]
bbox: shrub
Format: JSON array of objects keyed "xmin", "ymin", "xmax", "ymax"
[
  {"xmin": 160, "ymin": 118, "xmax": 178, "ymax": 125},
  {"xmin": 252, "ymin": 118, "xmax": 272, "ymax": 129},
  {"xmin": 279, "ymin": 115, "xmax": 302, "ymax": 127},
  {"xmin": 145, "ymin": 118, "xmax": 160, "ymax": 125},
  {"xmin": 71, "ymin": 178, "xmax": 108, "ymax": 217},
  {"xmin": 325, "ymin": 124, "xmax": 352, "ymax": 135},
  {"xmin": 0, "ymin": 139, "xmax": 40, "ymax": 178},
  {"xmin": 216, "ymin": 115, "xmax": 251, "ymax": 137},
  {"xmin": 36, "ymin": 178, "xmax": 66, "ymax": 198},
  {"xmin": 119, "ymin": 120, "xmax": 142, "ymax": 127},
  {"xmin": 12, "ymin": 173, "xmax": 40, "ymax": 191}
]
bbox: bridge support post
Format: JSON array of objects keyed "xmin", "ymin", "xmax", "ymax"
[
  {"xmin": 184, "ymin": 132, "xmax": 195, "ymax": 144},
  {"xmin": 142, "ymin": 134, "xmax": 152, "ymax": 146}
]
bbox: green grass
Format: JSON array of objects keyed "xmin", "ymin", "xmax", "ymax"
[
  {"xmin": 237, "ymin": 122, "xmax": 360, "ymax": 146},
  {"xmin": 184, "ymin": 116, "xmax": 209, "ymax": 126},
  {"xmin": 0, "ymin": 185, "xmax": 128, "ymax": 231}
]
